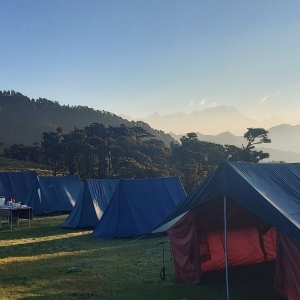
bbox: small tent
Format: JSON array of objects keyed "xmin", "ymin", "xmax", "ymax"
[
  {"xmin": 62, "ymin": 179, "xmax": 120, "ymax": 228},
  {"xmin": 159, "ymin": 162, "xmax": 300, "ymax": 300},
  {"xmin": 92, "ymin": 176, "xmax": 186, "ymax": 239},
  {"xmin": 32, "ymin": 175, "xmax": 83, "ymax": 214},
  {"xmin": 0, "ymin": 171, "xmax": 38, "ymax": 205}
]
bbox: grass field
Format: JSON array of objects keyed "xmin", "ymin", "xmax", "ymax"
[
  {"xmin": 0, "ymin": 214, "xmax": 286, "ymax": 300},
  {"xmin": 0, "ymin": 157, "xmax": 65, "ymax": 176}
]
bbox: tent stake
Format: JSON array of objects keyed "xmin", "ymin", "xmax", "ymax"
[
  {"xmin": 158, "ymin": 241, "xmax": 166, "ymax": 280},
  {"xmin": 224, "ymin": 195, "xmax": 229, "ymax": 300}
]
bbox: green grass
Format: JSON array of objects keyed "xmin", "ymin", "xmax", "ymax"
[
  {"xmin": 0, "ymin": 159, "xmax": 285, "ymax": 300},
  {"xmin": 0, "ymin": 157, "xmax": 65, "ymax": 176},
  {"xmin": 0, "ymin": 215, "xmax": 285, "ymax": 300}
]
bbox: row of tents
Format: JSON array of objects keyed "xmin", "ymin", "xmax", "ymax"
[
  {"xmin": 0, "ymin": 172, "xmax": 83, "ymax": 214},
  {"xmin": 63, "ymin": 176, "xmax": 187, "ymax": 238},
  {"xmin": 1, "ymin": 162, "xmax": 300, "ymax": 299},
  {"xmin": 0, "ymin": 172, "xmax": 187, "ymax": 238}
]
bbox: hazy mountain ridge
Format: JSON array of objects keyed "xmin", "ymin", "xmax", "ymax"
[
  {"xmin": 0, "ymin": 91, "xmax": 175, "ymax": 146},
  {"xmin": 1, "ymin": 91, "xmax": 299, "ymax": 163},
  {"xmin": 169, "ymin": 125, "xmax": 300, "ymax": 163},
  {"xmin": 255, "ymin": 147, "xmax": 300, "ymax": 163},
  {"xmin": 133, "ymin": 106, "xmax": 297, "ymax": 136}
]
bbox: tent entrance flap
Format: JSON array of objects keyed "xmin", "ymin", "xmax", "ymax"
[
  {"xmin": 168, "ymin": 196, "xmax": 277, "ymax": 284},
  {"xmin": 196, "ymin": 197, "xmax": 277, "ymax": 274},
  {"xmin": 167, "ymin": 162, "xmax": 300, "ymax": 299}
]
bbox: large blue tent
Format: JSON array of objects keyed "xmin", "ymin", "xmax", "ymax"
[
  {"xmin": 92, "ymin": 176, "xmax": 186, "ymax": 239},
  {"xmin": 62, "ymin": 179, "xmax": 120, "ymax": 228},
  {"xmin": 156, "ymin": 162, "xmax": 300, "ymax": 241},
  {"xmin": 34, "ymin": 175, "xmax": 83, "ymax": 214},
  {"xmin": 0, "ymin": 171, "xmax": 38, "ymax": 205},
  {"xmin": 0, "ymin": 172, "xmax": 83, "ymax": 214}
]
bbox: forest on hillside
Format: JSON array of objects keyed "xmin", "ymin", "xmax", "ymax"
[
  {"xmin": 0, "ymin": 90, "xmax": 174, "ymax": 146},
  {"xmin": 1, "ymin": 122, "xmax": 271, "ymax": 193}
]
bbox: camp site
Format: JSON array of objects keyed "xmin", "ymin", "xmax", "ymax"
[
  {"xmin": 3, "ymin": 1, "xmax": 300, "ymax": 298},
  {"xmin": 1, "ymin": 162, "xmax": 300, "ymax": 300}
]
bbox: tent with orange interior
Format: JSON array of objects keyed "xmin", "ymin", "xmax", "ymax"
[{"xmin": 155, "ymin": 162, "xmax": 300, "ymax": 300}]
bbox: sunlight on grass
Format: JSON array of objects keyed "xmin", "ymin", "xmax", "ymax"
[
  {"xmin": 1, "ymin": 231, "xmax": 92, "ymax": 247},
  {"xmin": 0, "ymin": 215, "xmax": 282, "ymax": 300},
  {"xmin": 0, "ymin": 248, "xmax": 99, "ymax": 264}
]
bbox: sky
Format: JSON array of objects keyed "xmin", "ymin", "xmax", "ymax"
[{"xmin": 1, "ymin": 0, "xmax": 300, "ymax": 122}]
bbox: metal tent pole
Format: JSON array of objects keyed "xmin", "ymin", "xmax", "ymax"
[{"xmin": 224, "ymin": 195, "xmax": 229, "ymax": 300}]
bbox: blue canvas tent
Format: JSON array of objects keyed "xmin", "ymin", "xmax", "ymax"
[
  {"xmin": 33, "ymin": 175, "xmax": 83, "ymax": 214},
  {"xmin": 92, "ymin": 176, "xmax": 186, "ymax": 239},
  {"xmin": 156, "ymin": 162, "xmax": 300, "ymax": 240},
  {"xmin": 0, "ymin": 172, "xmax": 82, "ymax": 214},
  {"xmin": 0, "ymin": 171, "xmax": 38, "ymax": 205},
  {"xmin": 62, "ymin": 179, "xmax": 120, "ymax": 228},
  {"xmin": 158, "ymin": 162, "xmax": 300, "ymax": 300}
]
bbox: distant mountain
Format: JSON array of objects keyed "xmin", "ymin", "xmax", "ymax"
[
  {"xmin": 291, "ymin": 117, "xmax": 300, "ymax": 126},
  {"xmin": 267, "ymin": 124, "xmax": 300, "ymax": 153},
  {"xmin": 169, "ymin": 124, "xmax": 300, "ymax": 163},
  {"xmin": 2, "ymin": 90, "xmax": 298, "ymax": 162},
  {"xmin": 135, "ymin": 106, "xmax": 287, "ymax": 136},
  {"xmin": 255, "ymin": 147, "xmax": 300, "ymax": 163},
  {"xmin": 169, "ymin": 131, "xmax": 247, "ymax": 147},
  {"xmin": 118, "ymin": 113, "xmax": 133, "ymax": 121},
  {"xmin": 0, "ymin": 91, "xmax": 175, "ymax": 146},
  {"xmin": 169, "ymin": 131, "xmax": 244, "ymax": 147}
]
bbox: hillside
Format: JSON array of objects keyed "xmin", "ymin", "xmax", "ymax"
[
  {"xmin": 0, "ymin": 157, "xmax": 55, "ymax": 175},
  {"xmin": 0, "ymin": 91, "xmax": 175, "ymax": 146}
]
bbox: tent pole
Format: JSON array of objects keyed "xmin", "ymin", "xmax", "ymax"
[{"xmin": 224, "ymin": 195, "xmax": 229, "ymax": 300}]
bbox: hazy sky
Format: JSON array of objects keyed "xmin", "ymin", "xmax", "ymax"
[{"xmin": 1, "ymin": 0, "xmax": 300, "ymax": 121}]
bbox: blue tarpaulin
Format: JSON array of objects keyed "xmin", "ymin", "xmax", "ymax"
[
  {"xmin": 0, "ymin": 172, "xmax": 83, "ymax": 214},
  {"xmin": 34, "ymin": 175, "xmax": 83, "ymax": 214},
  {"xmin": 92, "ymin": 176, "xmax": 186, "ymax": 238},
  {"xmin": 0, "ymin": 171, "xmax": 38, "ymax": 205},
  {"xmin": 62, "ymin": 179, "xmax": 120, "ymax": 228},
  {"xmin": 156, "ymin": 161, "xmax": 300, "ymax": 242}
]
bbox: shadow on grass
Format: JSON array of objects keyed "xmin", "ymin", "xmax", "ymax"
[
  {"xmin": 0, "ymin": 233, "xmax": 101, "ymax": 258},
  {"xmin": 0, "ymin": 247, "xmax": 286, "ymax": 300},
  {"xmin": 0, "ymin": 246, "xmax": 163, "ymax": 300},
  {"xmin": 19, "ymin": 294, "xmax": 98, "ymax": 300},
  {"xmin": 0, "ymin": 230, "xmax": 157, "ymax": 259},
  {"xmin": 0, "ymin": 215, "xmax": 288, "ymax": 300},
  {"xmin": 0, "ymin": 215, "xmax": 92, "ymax": 240},
  {"xmin": 201, "ymin": 261, "xmax": 286, "ymax": 300}
]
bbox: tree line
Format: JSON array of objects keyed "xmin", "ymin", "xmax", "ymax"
[
  {"xmin": 1, "ymin": 123, "xmax": 271, "ymax": 193},
  {"xmin": 0, "ymin": 90, "xmax": 175, "ymax": 146}
]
